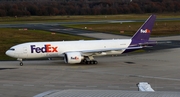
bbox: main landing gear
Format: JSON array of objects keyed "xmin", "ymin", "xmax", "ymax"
[
  {"xmin": 81, "ymin": 56, "xmax": 98, "ymax": 64},
  {"xmin": 81, "ymin": 60, "xmax": 98, "ymax": 64},
  {"xmin": 17, "ymin": 58, "xmax": 23, "ymax": 66}
]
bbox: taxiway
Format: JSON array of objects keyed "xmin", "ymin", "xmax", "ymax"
[
  {"xmin": 0, "ymin": 20, "xmax": 180, "ymax": 96},
  {"xmin": 0, "ymin": 45, "xmax": 180, "ymax": 96}
]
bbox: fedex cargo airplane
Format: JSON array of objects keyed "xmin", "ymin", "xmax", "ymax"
[{"xmin": 6, "ymin": 15, "xmax": 156, "ymax": 66}]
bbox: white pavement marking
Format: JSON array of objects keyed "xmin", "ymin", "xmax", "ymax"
[
  {"xmin": 108, "ymin": 86, "xmax": 120, "ymax": 88},
  {"xmin": 65, "ymin": 85, "xmax": 76, "ymax": 87},
  {"xmin": 130, "ymin": 87, "xmax": 137, "ymax": 89},
  {"xmin": 23, "ymin": 84, "xmax": 34, "ymax": 87},
  {"xmin": 44, "ymin": 85, "xmax": 55, "ymax": 87},
  {"xmin": 132, "ymin": 75, "xmax": 180, "ymax": 81},
  {"xmin": 3, "ymin": 84, "xmax": 13, "ymax": 86},
  {"xmin": 154, "ymin": 87, "xmax": 164, "ymax": 89},
  {"xmin": 86, "ymin": 86, "xmax": 97, "ymax": 88},
  {"xmin": 175, "ymin": 87, "xmax": 180, "ymax": 89}
]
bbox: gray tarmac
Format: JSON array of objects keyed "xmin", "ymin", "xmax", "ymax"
[
  {"xmin": 0, "ymin": 45, "xmax": 180, "ymax": 97},
  {"xmin": 0, "ymin": 20, "xmax": 180, "ymax": 96}
]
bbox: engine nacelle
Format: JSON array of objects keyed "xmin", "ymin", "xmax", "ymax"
[{"xmin": 64, "ymin": 52, "xmax": 83, "ymax": 64}]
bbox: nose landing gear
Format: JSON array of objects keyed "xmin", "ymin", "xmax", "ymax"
[
  {"xmin": 20, "ymin": 62, "xmax": 23, "ymax": 66},
  {"xmin": 17, "ymin": 58, "xmax": 23, "ymax": 66}
]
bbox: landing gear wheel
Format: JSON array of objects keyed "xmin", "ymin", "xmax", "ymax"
[
  {"xmin": 81, "ymin": 57, "xmax": 98, "ymax": 65},
  {"xmin": 84, "ymin": 60, "xmax": 98, "ymax": 65},
  {"xmin": 86, "ymin": 61, "xmax": 90, "ymax": 64},
  {"xmin": 89, "ymin": 61, "xmax": 93, "ymax": 64},
  {"xmin": 20, "ymin": 62, "xmax": 23, "ymax": 66},
  {"xmin": 93, "ymin": 61, "xmax": 98, "ymax": 64},
  {"xmin": 81, "ymin": 59, "xmax": 86, "ymax": 64},
  {"xmin": 17, "ymin": 58, "xmax": 23, "ymax": 66}
]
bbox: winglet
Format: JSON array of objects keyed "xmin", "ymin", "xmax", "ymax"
[{"xmin": 131, "ymin": 15, "xmax": 156, "ymax": 41}]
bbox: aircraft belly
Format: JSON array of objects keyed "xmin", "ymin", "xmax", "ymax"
[
  {"xmin": 24, "ymin": 53, "xmax": 46, "ymax": 59},
  {"xmin": 46, "ymin": 53, "xmax": 58, "ymax": 57},
  {"xmin": 14, "ymin": 53, "xmax": 27, "ymax": 59},
  {"xmin": 94, "ymin": 51, "xmax": 124, "ymax": 56}
]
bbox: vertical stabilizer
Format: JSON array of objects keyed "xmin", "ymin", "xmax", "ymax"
[{"xmin": 131, "ymin": 15, "xmax": 156, "ymax": 41}]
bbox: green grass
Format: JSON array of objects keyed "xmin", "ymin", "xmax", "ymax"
[
  {"xmin": 0, "ymin": 28, "xmax": 92, "ymax": 60},
  {"xmin": 65, "ymin": 21, "xmax": 180, "ymax": 36},
  {"xmin": 1, "ymin": 14, "xmax": 180, "ymax": 24}
]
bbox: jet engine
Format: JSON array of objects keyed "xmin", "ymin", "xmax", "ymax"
[{"xmin": 64, "ymin": 52, "xmax": 83, "ymax": 64}]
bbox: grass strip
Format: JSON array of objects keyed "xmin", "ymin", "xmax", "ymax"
[
  {"xmin": 1, "ymin": 14, "xmax": 180, "ymax": 24},
  {"xmin": 65, "ymin": 21, "xmax": 180, "ymax": 36}
]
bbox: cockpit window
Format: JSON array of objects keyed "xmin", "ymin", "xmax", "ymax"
[{"xmin": 9, "ymin": 48, "xmax": 15, "ymax": 51}]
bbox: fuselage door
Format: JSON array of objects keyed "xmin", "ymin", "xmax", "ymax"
[
  {"xmin": 23, "ymin": 47, "xmax": 27, "ymax": 54},
  {"xmin": 22, "ymin": 47, "xmax": 28, "ymax": 57}
]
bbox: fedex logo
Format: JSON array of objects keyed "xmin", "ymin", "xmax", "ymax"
[
  {"xmin": 71, "ymin": 56, "xmax": 79, "ymax": 60},
  {"xmin": 140, "ymin": 29, "xmax": 150, "ymax": 33},
  {"xmin": 31, "ymin": 44, "xmax": 58, "ymax": 53}
]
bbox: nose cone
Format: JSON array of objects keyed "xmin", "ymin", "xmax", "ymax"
[{"xmin": 5, "ymin": 50, "xmax": 14, "ymax": 57}]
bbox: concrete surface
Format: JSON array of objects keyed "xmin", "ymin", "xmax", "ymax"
[
  {"xmin": 0, "ymin": 19, "xmax": 180, "ymax": 97},
  {"xmin": 0, "ymin": 46, "xmax": 180, "ymax": 96}
]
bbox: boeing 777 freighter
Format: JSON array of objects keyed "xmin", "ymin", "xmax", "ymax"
[{"xmin": 6, "ymin": 15, "xmax": 156, "ymax": 66}]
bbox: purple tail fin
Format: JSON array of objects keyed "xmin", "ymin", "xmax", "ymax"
[{"xmin": 131, "ymin": 15, "xmax": 156, "ymax": 41}]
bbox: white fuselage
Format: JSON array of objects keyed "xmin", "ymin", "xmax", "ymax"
[{"xmin": 6, "ymin": 39, "xmax": 131, "ymax": 59}]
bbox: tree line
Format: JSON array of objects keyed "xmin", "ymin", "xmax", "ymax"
[{"xmin": 0, "ymin": 0, "xmax": 180, "ymax": 16}]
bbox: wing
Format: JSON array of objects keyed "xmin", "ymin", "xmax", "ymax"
[{"xmin": 80, "ymin": 46, "xmax": 142, "ymax": 56}]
